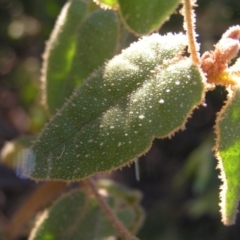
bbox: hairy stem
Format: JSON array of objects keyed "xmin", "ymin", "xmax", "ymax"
[
  {"xmin": 85, "ymin": 178, "xmax": 138, "ymax": 240},
  {"xmin": 182, "ymin": 0, "xmax": 200, "ymax": 65}
]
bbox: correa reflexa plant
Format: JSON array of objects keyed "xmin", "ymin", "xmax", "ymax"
[{"xmin": 2, "ymin": 0, "xmax": 240, "ymax": 239}]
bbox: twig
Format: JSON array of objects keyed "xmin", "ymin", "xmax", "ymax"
[
  {"xmin": 85, "ymin": 178, "xmax": 138, "ymax": 240},
  {"xmin": 182, "ymin": 0, "xmax": 200, "ymax": 65}
]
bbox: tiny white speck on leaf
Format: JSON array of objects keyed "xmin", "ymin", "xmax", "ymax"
[
  {"xmin": 159, "ymin": 99, "xmax": 164, "ymax": 104},
  {"xmin": 139, "ymin": 114, "xmax": 145, "ymax": 119}
]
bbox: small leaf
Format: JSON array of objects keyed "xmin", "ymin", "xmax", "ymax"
[
  {"xmin": 118, "ymin": 0, "xmax": 180, "ymax": 35},
  {"xmin": 93, "ymin": 0, "xmax": 118, "ymax": 9},
  {"xmin": 42, "ymin": 0, "xmax": 119, "ymax": 114},
  {"xmin": 97, "ymin": 179, "xmax": 144, "ymax": 234},
  {"xmin": 215, "ymin": 85, "xmax": 240, "ymax": 225},
  {"xmin": 5, "ymin": 182, "xmax": 67, "ymax": 240},
  {"xmin": 21, "ymin": 33, "xmax": 205, "ymax": 181},
  {"xmin": 29, "ymin": 180, "xmax": 143, "ymax": 240},
  {"xmin": 67, "ymin": 9, "xmax": 119, "ymax": 86},
  {"xmin": 42, "ymin": 0, "xmax": 88, "ymax": 113}
]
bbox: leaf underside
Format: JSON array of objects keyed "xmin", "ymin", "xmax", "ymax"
[
  {"xmin": 215, "ymin": 85, "xmax": 240, "ymax": 225},
  {"xmin": 21, "ymin": 33, "xmax": 205, "ymax": 181},
  {"xmin": 30, "ymin": 180, "xmax": 144, "ymax": 240}
]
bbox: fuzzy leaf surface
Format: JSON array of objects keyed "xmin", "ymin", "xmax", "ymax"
[
  {"xmin": 42, "ymin": 0, "xmax": 119, "ymax": 114},
  {"xmin": 215, "ymin": 86, "xmax": 240, "ymax": 225},
  {"xmin": 22, "ymin": 33, "xmax": 205, "ymax": 181},
  {"xmin": 42, "ymin": 0, "xmax": 87, "ymax": 113},
  {"xmin": 118, "ymin": 0, "xmax": 180, "ymax": 35},
  {"xmin": 67, "ymin": 9, "xmax": 119, "ymax": 86},
  {"xmin": 30, "ymin": 180, "xmax": 144, "ymax": 240}
]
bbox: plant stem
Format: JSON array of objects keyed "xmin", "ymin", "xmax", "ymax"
[
  {"xmin": 86, "ymin": 178, "xmax": 138, "ymax": 240},
  {"xmin": 182, "ymin": 0, "xmax": 200, "ymax": 65}
]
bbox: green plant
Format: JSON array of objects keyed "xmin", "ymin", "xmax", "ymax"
[{"xmin": 2, "ymin": 0, "xmax": 240, "ymax": 239}]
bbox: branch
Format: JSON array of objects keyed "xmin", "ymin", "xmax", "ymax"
[{"xmin": 182, "ymin": 0, "xmax": 200, "ymax": 65}]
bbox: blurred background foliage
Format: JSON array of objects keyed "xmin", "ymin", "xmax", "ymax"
[{"xmin": 0, "ymin": 0, "xmax": 240, "ymax": 239}]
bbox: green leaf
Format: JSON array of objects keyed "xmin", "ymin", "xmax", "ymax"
[
  {"xmin": 118, "ymin": 0, "xmax": 180, "ymax": 35},
  {"xmin": 30, "ymin": 180, "xmax": 144, "ymax": 240},
  {"xmin": 22, "ymin": 33, "xmax": 205, "ymax": 181},
  {"xmin": 93, "ymin": 0, "xmax": 118, "ymax": 9},
  {"xmin": 97, "ymin": 179, "xmax": 144, "ymax": 234},
  {"xmin": 67, "ymin": 9, "xmax": 119, "ymax": 86},
  {"xmin": 42, "ymin": 0, "xmax": 88, "ymax": 113},
  {"xmin": 42, "ymin": 0, "xmax": 119, "ymax": 114},
  {"xmin": 215, "ymin": 85, "xmax": 240, "ymax": 225}
]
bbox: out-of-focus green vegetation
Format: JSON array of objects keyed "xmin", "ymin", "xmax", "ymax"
[{"xmin": 0, "ymin": 0, "xmax": 66, "ymax": 134}]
